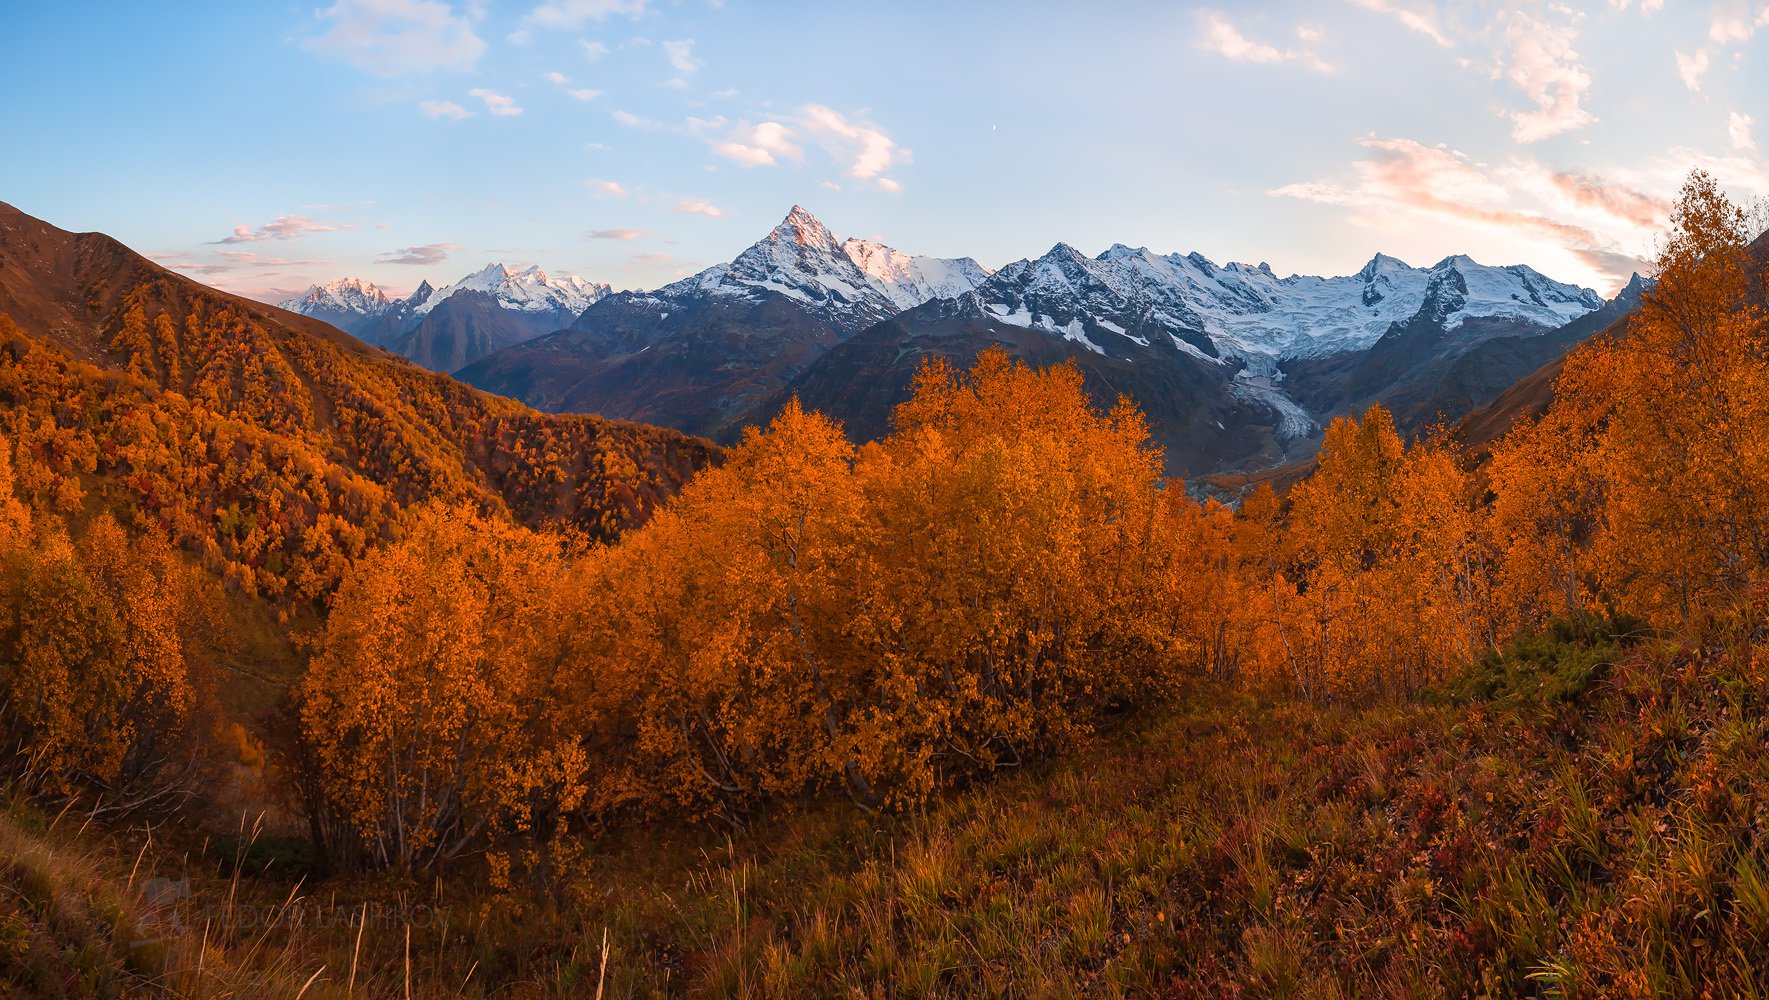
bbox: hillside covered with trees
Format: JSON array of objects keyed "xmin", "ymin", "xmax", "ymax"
[{"xmin": 4, "ymin": 174, "xmax": 1769, "ymax": 997}]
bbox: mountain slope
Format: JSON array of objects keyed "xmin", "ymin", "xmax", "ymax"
[
  {"xmin": 752, "ymin": 294, "xmax": 1281, "ymax": 476},
  {"xmin": 0, "ymin": 200, "xmax": 715, "ymax": 601},
  {"xmin": 457, "ymin": 206, "xmax": 992, "ymax": 440}
]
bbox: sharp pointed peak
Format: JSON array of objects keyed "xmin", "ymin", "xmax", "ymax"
[
  {"xmin": 1043, "ymin": 241, "xmax": 1091, "ymax": 261},
  {"xmin": 767, "ymin": 205, "xmax": 840, "ymax": 250}
]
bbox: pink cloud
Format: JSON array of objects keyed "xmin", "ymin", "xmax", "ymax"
[
  {"xmin": 1271, "ymin": 136, "xmax": 1653, "ymax": 290},
  {"xmin": 209, "ymin": 215, "xmax": 347, "ymax": 244},
  {"xmin": 378, "ymin": 242, "xmax": 463, "ymax": 265}
]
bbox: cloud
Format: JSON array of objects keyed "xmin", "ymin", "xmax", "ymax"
[
  {"xmin": 213, "ymin": 252, "xmax": 339, "ymax": 267},
  {"xmin": 673, "ymin": 198, "xmax": 722, "ymax": 217},
  {"xmin": 1349, "ymin": 1, "xmax": 1595, "ymax": 141},
  {"xmin": 542, "ymin": 71, "xmax": 601, "ymax": 100},
  {"xmin": 1708, "ymin": 1, "xmax": 1769, "ymax": 44},
  {"xmin": 1496, "ymin": 8, "xmax": 1597, "ymax": 142},
  {"xmin": 1535, "ymin": 169, "xmax": 1670, "ymax": 230},
  {"xmin": 589, "ymin": 228, "xmax": 645, "ymax": 240},
  {"xmin": 1347, "ymin": 0, "xmax": 1452, "ymax": 47},
  {"xmin": 628, "ymin": 252, "xmax": 674, "ymax": 265},
  {"xmin": 1731, "ymin": 111, "xmax": 1758, "ymax": 151},
  {"xmin": 1196, "ymin": 10, "xmax": 1333, "ymax": 72},
  {"xmin": 1677, "ymin": 48, "xmax": 1712, "ymax": 91},
  {"xmin": 1271, "ymin": 136, "xmax": 1654, "ymax": 289},
  {"xmin": 612, "ymin": 109, "xmax": 657, "ymax": 128},
  {"xmin": 210, "ymin": 215, "xmax": 345, "ymax": 244},
  {"xmin": 469, "ymin": 88, "xmax": 522, "ymax": 116},
  {"xmin": 304, "ymin": 0, "xmax": 486, "ymax": 76},
  {"xmin": 580, "ymin": 40, "xmax": 610, "ymax": 60},
  {"xmin": 798, "ymin": 105, "xmax": 909, "ymax": 188},
  {"xmin": 592, "ymin": 180, "xmax": 628, "ymax": 197},
  {"xmin": 662, "ymin": 38, "xmax": 701, "ymax": 75},
  {"xmin": 379, "ymin": 242, "xmax": 463, "ymax": 265},
  {"xmin": 419, "ymin": 98, "xmax": 473, "ymax": 119},
  {"xmin": 710, "ymin": 121, "xmax": 802, "ymax": 167},
  {"xmin": 523, "ymin": 0, "xmax": 648, "ymax": 29}
]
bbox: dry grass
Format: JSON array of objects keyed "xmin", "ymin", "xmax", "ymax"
[{"xmin": 11, "ymin": 625, "xmax": 1769, "ymax": 997}]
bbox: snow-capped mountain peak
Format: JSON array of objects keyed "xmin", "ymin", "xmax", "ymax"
[
  {"xmin": 840, "ymin": 237, "xmax": 993, "ymax": 311},
  {"xmin": 770, "ymin": 205, "xmax": 842, "ymax": 252},
  {"xmin": 659, "ymin": 206, "xmax": 992, "ymax": 332},
  {"xmin": 972, "ymin": 243, "xmax": 1604, "ymax": 362},
  {"xmin": 278, "ymin": 276, "xmax": 395, "ymax": 318},
  {"xmin": 412, "ymin": 262, "xmax": 610, "ymax": 318}
]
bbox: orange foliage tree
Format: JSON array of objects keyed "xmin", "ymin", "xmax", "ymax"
[
  {"xmin": 1490, "ymin": 171, "xmax": 1769, "ymax": 630},
  {"xmin": 296, "ymin": 502, "xmax": 588, "ymax": 871},
  {"xmin": 1283, "ymin": 406, "xmax": 1491, "ymax": 699}
]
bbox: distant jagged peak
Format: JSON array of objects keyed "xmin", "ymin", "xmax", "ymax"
[{"xmin": 279, "ymin": 276, "xmax": 394, "ymax": 315}]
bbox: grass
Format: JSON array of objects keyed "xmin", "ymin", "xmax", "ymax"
[{"xmin": 10, "ymin": 624, "xmax": 1769, "ymax": 996}]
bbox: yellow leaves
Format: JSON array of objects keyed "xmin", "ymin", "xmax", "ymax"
[
  {"xmin": 0, "ymin": 505, "xmax": 200, "ymax": 799},
  {"xmin": 299, "ymin": 501, "xmax": 585, "ymax": 870},
  {"xmin": 1489, "ymin": 171, "xmax": 1769, "ymax": 631}
]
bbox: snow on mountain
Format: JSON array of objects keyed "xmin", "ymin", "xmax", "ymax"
[
  {"xmin": 841, "ymin": 237, "xmax": 994, "ymax": 311},
  {"xmin": 976, "ymin": 245, "xmax": 1603, "ymax": 363},
  {"xmin": 636, "ymin": 206, "xmax": 992, "ymax": 334},
  {"xmin": 278, "ymin": 277, "xmax": 396, "ymax": 319},
  {"xmin": 412, "ymin": 263, "xmax": 609, "ymax": 318}
]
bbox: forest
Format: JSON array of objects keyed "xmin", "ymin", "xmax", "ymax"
[{"xmin": 4, "ymin": 172, "xmax": 1769, "ymax": 996}]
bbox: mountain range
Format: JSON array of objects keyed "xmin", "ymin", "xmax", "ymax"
[
  {"xmin": 280, "ymin": 263, "xmax": 610, "ymax": 372},
  {"xmin": 283, "ymin": 205, "xmax": 1627, "ymax": 477}
]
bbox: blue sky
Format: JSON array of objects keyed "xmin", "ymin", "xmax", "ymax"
[{"xmin": 2, "ymin": 0, "xmax": 1765, "ymax": 302}]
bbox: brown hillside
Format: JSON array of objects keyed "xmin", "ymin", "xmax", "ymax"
[{"xmin": 0, "ymin": 201, "xmax": 718, "ymax": 602}]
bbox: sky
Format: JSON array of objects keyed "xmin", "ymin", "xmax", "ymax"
[{"xmin": 2, "ymin": 1, "xmax": 1766, "ymax": 302}]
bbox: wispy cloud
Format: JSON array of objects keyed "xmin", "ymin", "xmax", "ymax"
[
  {"xmin": 304, "ymin": 0, "xmax": 486, "ymax": 76},
  {"xmin": 1347, "ymin": 1, "xmax": 1596, "ymax": 142},
  {"xmin": 1676, "ymin": 48, "xmax": 1712, "ymax": 91},
  {"xmin": 1271, "ymin": 136, "xmax": 1655, "ymax": 289},
  {"xmin": 543, "ymin": 70, "xmax": 602, "ymax": 100},
  {"xmin": 580, "ymin": 39, "xmax": 610, "ymax": 60},
  {"xmin": 1196, "ymin": 11, "xmax": 1333, "ymax": 73},
  {"xmin": 798, "ymin": 106, "xmax": 909, "ymax": 189},
  {"xmin": 523, "ymin": 0, "xmax": 649, "ymax": 29},
  {"xmin": 210, "ymin": 215, "xmax": 346, "ymax": 244},
  {"xmin": 469, "ymin": 88, "xmax": 522, "ymax": 116},
  {"xmin": 1496, "ymin": 8, "xmax": 1596, "ymax": 142},
  {"xmin": 662, "ymin": 38, "xmax": 701, "ymax": 76},
  {"xmin": 673, "ymin": 198, "xmax": 722, "ymax": 217},
  {"xmin": 711, "ymin": 121, "xmax": 802, "ymax": 166},
  {"xmin": 591, "ymin": 180, "xmax": 628, "ymax": 197},
  {"xmin": 379, "ymin": 242, "xmax": 463, "ymax": 265},
  {"xmin": 612, "ymin": 109, "xmax": 658, "ymax": 128},
  {"xmin": 213, "ymin": 251, "xmax": 339, "ymax": 267},
  {"xmin": 1348, "ymin": 0, "xmax": 1451, "ymax": 48},
  {"xmin": 1731, "ymin": 111, "xmax": 1758, "ymax": 151},
  {"xmin": 589, "ymin": 228, "xmax": 645, "ymax": 240},
  {"xmin": 419, "ymin": 98, "xmax": 473, "ymax": 119}
]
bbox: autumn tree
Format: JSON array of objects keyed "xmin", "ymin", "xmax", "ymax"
[
  {"xmin": 297, "ymin": 502, "xmax": 587, "ymax": 871},
  {"xmin": 1489, "ymin": 171, "xmax": 1769, "ymax": 630},
  {"xmin": 1285, "ymin": 406, "xmax": 1490, "ymax": 699}
]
